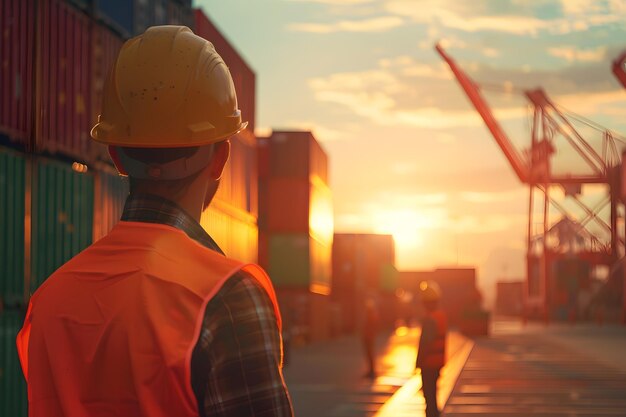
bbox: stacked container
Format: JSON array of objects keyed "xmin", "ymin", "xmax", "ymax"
[
  {"xmin": 93, "ymin": 0, "xmax": 192, "ymax": 39},
  {"xmin": 194, "ymin": 9, "xmax": 259, "ymax": 264},
  {"xmin": 36, "ymin": 0, "xmax": 92, "ymax": 161},
  {"xmin": 0, "ymin": 0, "xmax": 35, "ymax": 148},
  {"xmin": 331, "ymin": 233, "xmax": 396, "ymax": 333},
  {"xmin": 0, "ymin": 1, "xmax": 194, "ymax": 414},
  {"xmin": 258, "ymin": 131, "xmax": 334, "ymax": 342}
]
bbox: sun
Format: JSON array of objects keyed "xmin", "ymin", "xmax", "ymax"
[{"xmin": 373, "ymin": 209, "xmax": 424, "ymax": 250}]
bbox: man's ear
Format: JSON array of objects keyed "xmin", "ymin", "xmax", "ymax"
[
  {"xmin": 208, "ymin": 140, "xmax": 231, "ymax": 180},
  {"xmin": 108, "ymin": 146, "xmax": 129, "ymax": 176}
]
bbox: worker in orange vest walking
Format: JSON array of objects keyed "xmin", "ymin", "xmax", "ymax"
[
  {"xmin": 415, "ymin": 281, "xmax": 447, "ymax": 417},
  {"xmin": 17, "ymin": 26, "xmax": 293, "ymax": 417}
]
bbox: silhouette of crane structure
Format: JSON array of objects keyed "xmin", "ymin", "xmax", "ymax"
[
  {"xmin": 613, "ymin": 51, "xmax": 626, "ymax": 89},
  {"xmin": 437, "ymin": 44, "xmax": 626, "ymax": 323}
]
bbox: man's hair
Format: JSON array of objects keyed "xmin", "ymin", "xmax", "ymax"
[{"xmin": 120, "ymin": 146, "xmax": 207, "ymax": 195}]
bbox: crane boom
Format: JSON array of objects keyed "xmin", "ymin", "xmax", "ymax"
[
  {"xmin": 613, "ymin": 51, "xmax": 626, "ymax": 89},
  {"xmin": 435, "ymin": 44, "xmax": 529, "ymax": 183}
]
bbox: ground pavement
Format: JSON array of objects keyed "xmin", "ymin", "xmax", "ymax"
[
  {"xmin": 443, "ymin": 320, "xmax": 626, "ymax": 417},
  {"xmin": 284, "ymin": 320, "xmax": 626, "ymax": 417},
  {"xmin": 283, "ymin": 327, "xmax": 472, "ymax": 417}
]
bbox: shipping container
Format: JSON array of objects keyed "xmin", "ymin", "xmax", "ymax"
[
  {"xmin": 194, "ymin": 9, "xmax": 256, "ymax": 132},
  {"xmin": 0, "ymin": 311, "xmax": 27, "ymax": 417},
  {"xmin": 37, "ymin": 0, "xmax": 92, "ymax": 161},
  {"xmin": 268, "ymin": 233, "xmax": 310, "ymax": 287},
  {"xmin": 309, "ymin": 235, "xmax": 331, "ymax": 294},
  {"xmin": 30, "ymin": 157, "xmax": 94, "ymax": 292},
  {"xmin": 266, "ymin": 131, "xmax": 310, "ymax": 178},
  {"xmin": 93, "ymin": 167, "xmax": 128, "ymax": 241},
  {"xmin": 0, "ymin": 0, "xmax": 35, "ymax": 146},
  {"xmin": 495, "ymin": 281, "xmax": 524, "ymax": 316},
  {"xmin": 331, "ymin": 234, "xmax": 395, "ymax": 332},
  {"xmin": 91, "ymin": 22, "xmax": 124, "ymax": 163},
  {"xmin": 258, "ymin": 130, "xmax": 333, "ymax": 296},
  {"xmin": 332, "ymin": 234, "xmax": 395, "ymax": 293},
  {"xmin": 265, "ymin": 178, "xmax": 309, "ymax": 232},
  {"xmin": 136, "ymin": 0, "xmax": 169, "ymax": 35},
  {"xmin": 215, "ymin": 131, "xmax": 257, "ymax": 211},
  {"xmin": 309, "ymin": 176, "xmax": 333, "ymax": 244},
  {"xmin": 167, "ymin": 0, "xmax": 192, "ymax": 27},
  {"xmin": 95, "ymin": 0, "xmax": 193, "ymax": 39},
  {"xmin": 200, "ymin": 202, "xmax": 258, "ymax": 263},
  {"xmin": 94, "ymin": 0, "xmax": 133, "ymax": 37},
  {"xmin": 259, "ymin": 131, "xmax": 332, "ymax": 235},
  {"xmin": 0, "ymin": 149, "xmax": 26, "ymax": 309}
]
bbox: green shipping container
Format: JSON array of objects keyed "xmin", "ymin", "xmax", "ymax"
[
  {"xmin": 269, "ymin": 234, "xmax": 310, "ymax": 287},
  {"xmin": 0, "ymin": 311, "xmax": 28, "ymax": 417},
  {"xmin": 31, "ymin": 158, "xmax": 94, "ymax": 292},
  {"xmin": 380, "ymin": 263, "xmax": 398, "ymax": 293},
  {"xmin": 0, "ymin": 149, "xmax": 26, "ymax": 308},
  {"xmin": 268, "ymin": 233, "xmax": 332, "ymax": 293}
]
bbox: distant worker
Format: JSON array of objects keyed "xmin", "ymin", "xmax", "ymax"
[
  {"xmin": 362, "ymin": 297, "xmax": 380, "ymax": 379},
  {"xmin": 415, "ymin": 281, "xmax": 447, "ymax": 417},
  {"xmin": 17, "ymin": 26, "xmax": 293, "ymax": 417}
]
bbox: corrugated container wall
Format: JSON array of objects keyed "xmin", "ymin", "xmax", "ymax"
[
  {"xmin": 31, "ymin": 158, "xmax": 93, "ymax": 292},
  {"xmin": 0, "ymin": 311, "xmax": 28, "ymax": 417},
  {"xmin": 0, "ymin": 0, "xmax": 35, "ymax": 147},
  {"xmin": 194, "ymin": 9, "xmax": 256, "ymax": 133},
  {"xmin": 0, "ymin": 149, "xmax": 26, "ymax": 309},
  {"xmin": 95, "ymin": 0, "xmax": 193, "ymax": 39},
  {"xmin": 258, "ymin": 131, "xmax": 333, "ymax": 295},
  {"xmin": 93, "ymin": 168, "xmax": 128, "ymax": 241},
  {"xmin": 37, "ymin": 0, "xmax": 92, "ymax": 161}
]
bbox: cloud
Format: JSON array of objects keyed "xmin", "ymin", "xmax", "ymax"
[
  {"xmin": 385, "ymin": 0, "xmax": 551, "ymax": 35},
  {"xmin": 548, "ymin": 46, "xmax": 607, "ymax": 62},
  {"xmin": 460, "ymin": 189, "xmax": 527, "ymax": 204},
  {"xmin": 307, "ymin": 60, "xmax": 533, "ymax": 129},
  {"xmin": 379, "ymin": 56, "xmax": 453, "ymax": 79},
  {"xmin": 285, "ymin": 0, "xmax": 374, "ymax": 3},
  {"xmin": 287, "ymin": 16, "xmax": 403, "ymax": 33},
  {"xmin": 384, "ymin": 0, "xmax": 625, "ymax": 35},
  {"xmin": 283, "ymin": 120, "xmax": 351, "ymax": 142},
  {"xmin": 554, "ymin": 90, "xmax": 626, "ymax": 119}
]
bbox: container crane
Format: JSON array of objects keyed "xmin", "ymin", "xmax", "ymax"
[
  {"xmin": 436, "ymin": 44, "xmax": 626, "ymax": 323},
  {"xmin": 612, "ymin": 51, "xmax": 626, "ymax": 89}
]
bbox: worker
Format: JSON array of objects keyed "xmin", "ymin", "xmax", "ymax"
[
  {"xmin": 17, "ymin": 26, "xmax": 293, "ymax": 417},
  {"xmin": 415, "ymin": 281, "xmax": 447, "ymax": 417},
  {"xmin": 362, "ymin": 297, "xmax": 379, "ymax": 379}
]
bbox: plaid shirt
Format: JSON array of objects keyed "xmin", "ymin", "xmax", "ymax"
[{"xmin": 121, "ymin": 194, "xmax": 293, "ymax": 417}]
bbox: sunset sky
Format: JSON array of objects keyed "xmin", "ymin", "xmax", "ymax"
[{"xmin": 195, "ymin": 0, "xmax": 626, "ymax": 302}]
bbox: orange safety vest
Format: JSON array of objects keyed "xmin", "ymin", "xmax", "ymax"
[
  {"xmin": 16, "ymin": 221, "xmax": 281, "ymax": 417},
  {"xmin": 421, "ymin": 309, "xmax": 447, "ymax": 369}
]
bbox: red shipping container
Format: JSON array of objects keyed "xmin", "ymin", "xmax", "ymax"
[
  {"xmin": 37, "ymin": 0, "xmax": 91, "ymax": 161},
  {"xmin": 266, "ymin": 177, "xmax": 310, "ymax": 233},
  {"xmin": 0, "ymin": 0, "xmax": 35, "ymax": 145},
  {"xmin": 194, "ymin": 9, "xmax": 256, "ymax": 132},
  {"xmin": 267, "ymin": 131, "xmax": 310, "ymax": 178}
]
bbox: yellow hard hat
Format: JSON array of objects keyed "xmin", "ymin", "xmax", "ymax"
[
  {"xmin": 90, "ymin": 25, "xmax": 247, "ymax": 148},
  {"xmin": 419, "ymin": 281, "xmax": 441, "ymax": 303}
]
